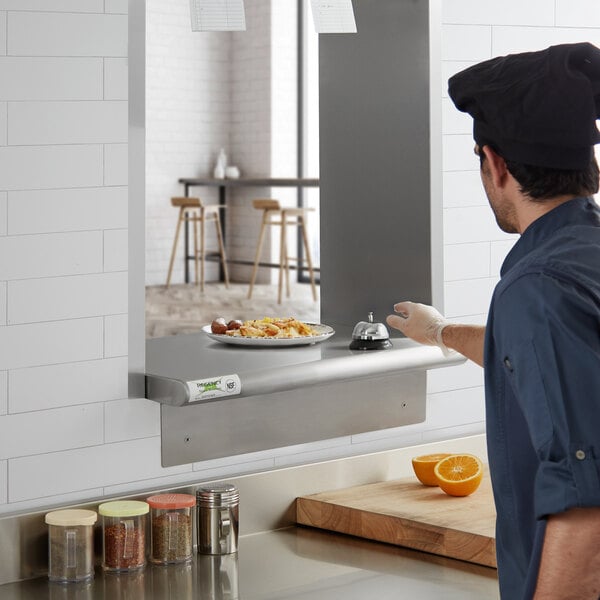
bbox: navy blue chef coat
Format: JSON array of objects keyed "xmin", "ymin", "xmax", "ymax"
[{"xmin": 484, "ymin": 196, "xmax": 600, "ymax": 599}]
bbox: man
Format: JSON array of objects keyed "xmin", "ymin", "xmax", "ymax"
[{"xmin": 387, "ymin": 43, "xmax": 600, "ymax": 599}]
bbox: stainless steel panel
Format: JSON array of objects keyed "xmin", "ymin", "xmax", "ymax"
[
  {"xmin": 319, "ymin": 0, "xmax": 434, "ymax": 329},
  {"xmin": 160, "ymin": 370, "xmax": 425, "ymax": 466}
]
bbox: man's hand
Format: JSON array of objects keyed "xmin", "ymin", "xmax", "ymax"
[
  {"xmin": 387, "ymin": 301, "xmax": 486, "ymax": 366},
  {"xmin": 386, "ymin": 301, "xmax": 450, "ymax": 350}
]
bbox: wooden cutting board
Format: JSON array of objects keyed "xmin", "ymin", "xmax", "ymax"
[{"xmin": 295, "ymin": 474, "xmax": 497, "ymax": 568}]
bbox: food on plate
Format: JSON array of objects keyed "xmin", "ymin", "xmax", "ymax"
[
  {"xmin": 210, "ymin": 316, "xmax": 319, "ymax": 339},
  {"xmin": 434, "ymin": 454, "xmax": 483, "ymax": 497},
  {"xmin": 411, "ymin": 453, "xmax": 452, "ymax": 486},
  {"xmin": 210, "ymin": 317, "xmax": 228, "ymax": 335}
]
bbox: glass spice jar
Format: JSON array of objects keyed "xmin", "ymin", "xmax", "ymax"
[
  {"xmin": 98, "ymin": 500, "xmax": 149, "ymax": 572},
  {"xmin": 45, "ymin": 509, "xmax": 97, "ymax": 583},
  {"xmin": 147, "ymin": 493, "xmax": 195, "ymax": 565}
]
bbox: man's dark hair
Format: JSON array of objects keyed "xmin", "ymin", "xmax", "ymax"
[{"xmin": 480, "ymin": 151, "xmax": 600, "ymax": 200}]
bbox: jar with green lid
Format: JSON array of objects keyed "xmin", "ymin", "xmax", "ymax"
[
  {"xmin": 98, "ymin": 500, "xmax": 149, "ymax": 572},
  {"xmin": 45, "ymin": 509, "xmax": 97, "ymax": 583},
  {"xmin": 147, "ymin": 493, "xmax": 195, "ymax": 565}
]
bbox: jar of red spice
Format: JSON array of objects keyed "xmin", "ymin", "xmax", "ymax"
[
  {"xmin": 98, "ymin": 500, "xmax": 149, "ymax": 572},
  {"xmin": 147, "ymin": 493, "xmax": 195, "ymax": 565}
]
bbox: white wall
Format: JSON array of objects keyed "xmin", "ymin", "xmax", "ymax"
[{"xmin": 1, "ymin": 0, "xmax": 599, "ymax": 515}]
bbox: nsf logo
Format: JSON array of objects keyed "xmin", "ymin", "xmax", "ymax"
[{"xmin": 225, "ymin": 378, "xmax": 237, "ymax": 392}]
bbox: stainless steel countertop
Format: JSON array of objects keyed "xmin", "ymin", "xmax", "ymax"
[
  {"xmin": 146, "ymin": 327, "xmax": 465, "ymax": 406},
  {"xmin": 0, "ymin": 526, "xmax": 499, "ymax": 599}
]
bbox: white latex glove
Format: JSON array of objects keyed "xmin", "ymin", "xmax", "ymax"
[{"xmin": 386, "ymin": 301, "xmax": 451, "ymax": 355}]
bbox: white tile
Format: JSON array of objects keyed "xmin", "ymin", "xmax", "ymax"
[
  {"xmin": 0, "ymin": 404, "xmax": 103, "ymax": 460},
  {"xmin": 104, "ymin": 229, "xmax": 128, "ymax": 272},
  {"xmin": 8, "ymin": 187, "xmax": 127, "ymax": 235},
  {"xmin": 427, "ymin": 360, "xmax": 484, "ymax": 395},
  {"xmin": 443, "ymin": 0, "xmax": 553, "ymax": 26},
  {"xmin": 443, "ymin": 134, "xmax": 479, "ymax": 172},
  {"xmin": 426, "ymin": 386, "xmax": 486, "ymax": 430},
  {"xmin": 0, "ymin": 145, "xmax": 103, "ymax": 191},
  {"xmin": 444, "ymin": 277, "xmax": 498, "ymax": 318},
  {"xmin": 444, "ymin": 206, "xmax": 514, "ymax": 244},
  {"xmin": 105, "ymin": 314, "xmax": 127, "ymax": 357},
  {"xmin": 492, "ymin": 27, "xmax": 600, "ymax": 57},
  {"xmin": 104, "ymin": 471, "xmax": 211, "ymax": 498},
  {"xmin": 0, "ymin": 460, "xmax": 6, "ymax": 504},
  {"xmin": 8, "ymin": 12, "xmax": 127, "ymax": 57},
  {"xmin": 556, "ymin": 0, "xmax": 600, "ymax": 27},
  {"xmin": 0, "ymin": 231, "xmax": 102, "ymax": 280},
  {"xmin": 0, "ymin": 371, "xmax": 6, "ymax": 415},
  {"xmin": 0, "ymin": 317, "xmax": 103, "ymax": 370},
  {"xmin": 422, "ymin": 421, "xmax": 487, "ymax": 445},
  {"xmin": 9, "ymin": 357, "xmax": 128, "ymax": 413},
  {"xmin": 442, "ymin": 24, "xmax": 491, "ymax": 62},
  {"xmin": 490, "ymin": 239, "xmax": 517, "ymax": 275},
  {"xmin": 8, "ymin": 101, "xmax": 127, "ymax": 145},
  {"xmin": 105, "ymin": 0, "xmax": 128, "ymax": 14},
  {"xmin": 8, "ymin": 272, "xmax": 127, "ymax": 324},
  {"xmin": 0, "ymin": 58, "xmax": 102, "ymax": 101},
  {"xmin": 0, "ymin": 1, "xmax": 103, "ymax": 11},
  {"xmin": 104, "ymin": 398, "xmax": 160, "ymax": 443},
  {"xmin": 0, "ymin": 487, "xmax": 104, "ymax": 516},
  {"xmin": 104, "ymin": 58, "xmax": 128, "ymax": 100},
  {"xmin": 444, "ymin": 242, "xmax": 490, "ymax": 281},
  {"xmin": 0, "ymin": 192, "xmax": 6, "ymax": 235},
  {"xmin": 0, "ymin": 281, "xmax": 5, "ymax": 325},
  {"xmin": 0, "ymin": 101, "xmax": 6, "ymax": 145},
  {"xmin": 442, "ymin": 97, "xmax": 472, "ymax": 135},
  {"xmin": 441, "ymin": 61, "xmax": 476, "ymax": 98},
  {"xmin": 443, "ymin": 170, "xmax": 487, "ymax": 208},
  {"xmin": 9, "ymin": 437, "xmax": 190, "ymax": 502},
  {"xmin": 104, "ymin": 143, "xmax": 128, "ymax": 185},
  {"xmin": 0, "ymin": 12, "xmax": 5, "ymax": 57}
]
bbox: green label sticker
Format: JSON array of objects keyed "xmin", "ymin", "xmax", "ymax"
[{"xmin": 186, "ymin": 374, "xmax": 241, "ymax": 402}]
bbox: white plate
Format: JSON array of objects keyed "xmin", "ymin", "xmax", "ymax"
[{"xmin": 202, "ymin": 323, "xmax": 335, "ymax": 347}]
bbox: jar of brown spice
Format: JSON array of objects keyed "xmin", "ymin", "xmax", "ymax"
[
  {"xmin": 98, "ymin": 500, "xmax": 149, "ymax": 572},
  {"xmin": 147, "ymin": 493, "xmax": 195, "ymax": 565},
  {"xmin": 45, "ymin": 509, "xmax": 97, "ymax": 582}
]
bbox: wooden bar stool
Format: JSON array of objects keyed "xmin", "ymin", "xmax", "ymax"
[
  {"xmin": 247, "ymin": 199, "xmax": 317, "ymax": 304},
  {"xmin": 165, "ymin": 197, "xmax": 229, "ymax": 291}
]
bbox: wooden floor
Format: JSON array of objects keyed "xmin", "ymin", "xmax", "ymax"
[{"xmin": 145, "ymin": 282, "xmax": 320, "ymax": 339}]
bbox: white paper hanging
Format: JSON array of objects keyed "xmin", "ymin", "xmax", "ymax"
[
  {"xmin": 310, "ymin": 0, "xmax": 357, "ymax": 34},
  {"xmin": 189, "ymin": 0, "xmax": 246, "ymax": 32}
]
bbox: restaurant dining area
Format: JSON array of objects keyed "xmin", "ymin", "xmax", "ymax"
[{"xmin": 145, "ymin": 0, "xmax": 321, "ymax": 338}]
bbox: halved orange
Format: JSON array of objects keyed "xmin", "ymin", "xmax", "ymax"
[
  {"xmin": 434, "ymin": 454, "xmax": 483, "ymax": 497},
  {"xmin": 411, "ymin": 453, "xmax": 452, "ymax": 486}
]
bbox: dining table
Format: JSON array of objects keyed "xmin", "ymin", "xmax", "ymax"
[{"xmin": 178, "ymin": 176, "xmax": 320, "ymax": 283}]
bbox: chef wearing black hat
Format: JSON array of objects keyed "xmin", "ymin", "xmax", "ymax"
[{"xmin": 388, "ymin": 42, "xmax": 600, "ymax": 599}]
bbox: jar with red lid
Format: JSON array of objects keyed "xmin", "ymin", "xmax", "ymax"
[{"xmin": 147, "ymin": 493, "xmax": 195, "ymax": 565}]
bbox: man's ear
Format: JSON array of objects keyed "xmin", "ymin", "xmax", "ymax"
[{"xmin": 481, "ymin": 145, "xmax": 509, "ymax": 188}]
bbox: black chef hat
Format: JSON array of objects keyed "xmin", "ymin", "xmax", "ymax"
[{"xmin": 448, "ymin": 42, "xmax": 600, "ymax": 169}]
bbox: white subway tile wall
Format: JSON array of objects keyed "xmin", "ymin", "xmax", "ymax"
[
  {"xmin": 0, "ymin": 57, "xmax": 103, "ymax": 101},
  {"xmin": 1, "ymin": 1, "xmax": 598, "ymax": 514}
]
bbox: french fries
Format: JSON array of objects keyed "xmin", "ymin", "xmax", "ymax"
[{"xmin": 225, "ymin": 317, "xmax": 318, "ymax": 338}]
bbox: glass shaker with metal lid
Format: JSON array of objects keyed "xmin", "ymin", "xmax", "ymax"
[
  {"xmin": 45, "ymin": 508, "xmax": 97, "ymax": 582},
  {"xmin": 196, "ymin": 483, "xmax": 239, "ymax": 555}
]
